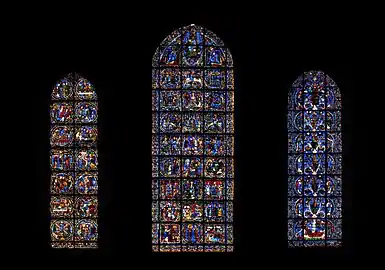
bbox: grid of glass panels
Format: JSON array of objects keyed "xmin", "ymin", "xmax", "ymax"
[
  {"xmin": 152, "ymin": 24, "xmax": 235, "ymax": 252},
  {"xmin": 288, "ymin": 70, "xmax": 342, "ymax": 248},
  {"xmin": 49, "ymin": 73, "xmax": 98, "ymax": 249}
]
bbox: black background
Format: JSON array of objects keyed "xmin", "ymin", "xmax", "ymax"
[{"xmin": 9, "ymin": 14, "xmax": 367, "ymax": 262}]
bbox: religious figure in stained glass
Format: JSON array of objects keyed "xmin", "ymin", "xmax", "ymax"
[
  {"xmin": 152, "ymin": 24, "xmax": 235, "ymax": 252},
  {"xmin": 49, "ymin": 73, "xmax": 98, "ymax": 249},
  {"xmin": 287, "ymin": 70, "xmax": 342, "ymax": 247}
]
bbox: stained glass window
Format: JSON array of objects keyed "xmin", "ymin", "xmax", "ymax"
[
  {"xmin": 49, "ymin": 73, "xmax": 98, "ymax": 249},
  {"xmin": 152, "ymin": 24, "xmax": 235, "ymax": 252},
  {"xmin": 288, "ymin": 70, "xmax": 342, "ymax": 248}
]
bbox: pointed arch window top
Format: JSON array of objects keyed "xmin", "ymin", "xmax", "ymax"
[
  {"xmin": 51, "ymin": 73, "xmax": 97, "ymax": 101},
  {"xmin": 152, "ymin": 24, "xmax": 233, "ymax": 68},
  {"xmin": 289, "ymin": 70, "xmax": 341, "ymax": 111}
]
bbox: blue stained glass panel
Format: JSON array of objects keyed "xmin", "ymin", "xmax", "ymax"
[
  {"xmin": 152, "ymin": 24, "xmax": 234, "ymax": 252},
  {"xmin": 287, "ymin": 71, "xmax": 342, "ymax": 247}
]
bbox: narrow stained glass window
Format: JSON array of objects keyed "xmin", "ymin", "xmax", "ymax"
[
  {"xmin": 49, "ymin": 73, "xmax": 99, "ymax": 249},
  {"xmin": 288, "ymin": 70, "xmax": 342, "ymax": 248},
  {"xmin": 152, "ymin": 24, "xmax": 235, "ymax": 252}
]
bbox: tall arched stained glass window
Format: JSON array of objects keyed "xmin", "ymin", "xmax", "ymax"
[
  {"xmin": 49, "ymin": 73, "xmax": 98, "ymax": 249},
  {"xmin": 152, "ymin": 24, "xmax": 235, "ymax": 252},
  {"xmin": 288, "ymin": 70, "xmax": 342, "ymax": 248}
]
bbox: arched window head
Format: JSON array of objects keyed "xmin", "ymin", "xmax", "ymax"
[
  {"xmin": 49, "ymin": 72, "xmax": 99, "ymax": 249},
  {"xmin": 152, "ymin": 24, "xmax": 235, "ymax": 252},
  {"xmin": 287, "ymin": 70, "xmax": 342, "ymax": 248}
]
